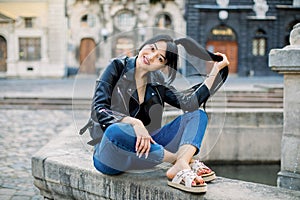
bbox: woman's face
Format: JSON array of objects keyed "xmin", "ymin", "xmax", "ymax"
[{"xmin": 137, "ymin": 41, "xmax": 168, "ymax": 72}]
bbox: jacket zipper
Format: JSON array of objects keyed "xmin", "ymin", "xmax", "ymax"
[
  {"xmin": 155, "ymin": 87, "xmax": 163, "ymax": 105},
  {"xmin": 127, "ymin": 88, "xmax": 140, "ymax": 117},
  {"xmin": 99, "ymin": 108, "xmax": 118, "ymax": 120},
  {"xmin": 132, "ymin": 94, "xmax": 140, "ymax": 117},
  {"xmin": 117, "ymin": 86, "xmax": 128, "ymax": 111}
]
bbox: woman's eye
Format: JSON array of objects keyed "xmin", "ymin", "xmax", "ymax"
[{"xmin": 159, "ymin": 57, "xmax": 164, "ymax": 63}]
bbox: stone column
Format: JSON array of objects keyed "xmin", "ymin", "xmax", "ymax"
[
  {"xmin": 46, "ymin": 0, "xmax": 66, "ymax": 77},
  {"xmin": 269, "ymin": 23, "xmax": 300, "ymax": 191}
]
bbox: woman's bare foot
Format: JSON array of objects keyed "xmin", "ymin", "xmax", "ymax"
[{"xmin": 166, "ymin": 159, "xmax": 204, "ymax": 184}]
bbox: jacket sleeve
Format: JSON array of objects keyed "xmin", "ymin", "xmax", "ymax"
[
  {"xmin": 162, "ymin": 83, "xmax": 210, "ymax": 112},
  {"xmin": 91, "ymin": 59, "xmax": 127, "ymax": 129}
]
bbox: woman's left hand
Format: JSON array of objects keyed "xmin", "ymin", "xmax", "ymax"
[
  {"xmin": 213, "ymin": 52, "xmax": 230, "ymax": 71},
  {"xmin": 204, "ymin": 52, "xmax": 230, "ymax": 90},
  {"xmin": 121, "ymin": 116, "xmax": 155, "ymax": 158}
]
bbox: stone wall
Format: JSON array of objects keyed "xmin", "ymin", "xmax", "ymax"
[{"xmin": 31, "ymin": 124, "xmax": 300, "ymax": 200}]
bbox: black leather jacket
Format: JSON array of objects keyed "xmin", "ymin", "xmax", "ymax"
[{"xmin": 91, "ymin": 56, "xmax": 210, "ymax": 133}]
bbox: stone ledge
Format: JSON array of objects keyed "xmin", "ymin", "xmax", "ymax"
[
  {"xmin": 31, "ymin": 125, "xmax": 300, "ymax": 200},
  {"xmin": 269, "ymin": 49, "xmax": 300, "ymax": 73}
]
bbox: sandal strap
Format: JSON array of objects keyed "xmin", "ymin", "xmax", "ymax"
[
  {"xmin": 190, "ymin": 160, "xmax": 211, "ymax": 171},
  {"xmin": 171, "ymin": 169, "xmax": 198, "ymax": 187}
]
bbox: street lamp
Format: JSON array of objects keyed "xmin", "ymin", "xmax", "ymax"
[
  {"xmin": 101, "ymin": 28, "xmax": 108, "ymax": 42},
  {"xmin": 219, "ymin": 10, "xmax": 228, "ymax": 20}
]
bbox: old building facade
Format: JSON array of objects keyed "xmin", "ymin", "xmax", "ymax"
[
  {"xmin": 185, "ymin": 0, "xmax": 300, "ymax": 76},
  {"xmin": 1, "ymin": 0, "xmax": 298, "ymax": 78},
  {"xmin": 0, "ymin": 0, "xmax": 185, "ymax": 77}
]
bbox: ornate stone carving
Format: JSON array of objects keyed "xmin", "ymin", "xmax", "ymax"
[
  {"xmin": 253, "ymin": 0, "xmax": 269, "ymax": 18},
  {"xmin": 216, "ymin": 0, "xmax": 229, "ymax": 8},
  {"xmin": 290, "ymin": 23, "xmax": 300, "ymax": 46}
]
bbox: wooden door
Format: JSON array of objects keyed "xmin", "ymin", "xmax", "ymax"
[
  {"xmin": 206, "ymin": 41, "xmax": 238, "ymax": 74},
  {"xmin": 0, "ymin": 36, "xmax": 7, "ymax": 72},
  {"xmin": 79, "ymin": 38, "xmax": 96, "ymax": 74}
]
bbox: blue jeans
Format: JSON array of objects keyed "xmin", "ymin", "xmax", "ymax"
[{"xmin": 93, "ymin": 109, "xmax": 208, "ymax": 175}]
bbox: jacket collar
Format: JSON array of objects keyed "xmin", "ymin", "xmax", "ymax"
[{"xmin": 121, "ymin": 56, "xmax": 136, "ymax": 81}]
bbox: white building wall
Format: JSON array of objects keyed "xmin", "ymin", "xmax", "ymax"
[{"xmin": 0, "ymin": 0, "xmax": 66, "ymax": 78}]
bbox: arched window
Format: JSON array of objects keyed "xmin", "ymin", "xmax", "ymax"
[
  {"xmin": 114, "ymin": 10, "xmax": 136, "ymax": 31},
  {"xmin": 155, "ymin": 13, "xmax": 173, "ymax": 29},
  {"xmin": 80, "ymin": 14, "xmax": 96, "ymax": 27},
  {"xmin": 252, "ymin": 29, "xmax": 267, "ymax": 56},
  {"xmin": 0, "ymin": 35, "xmax": 7, "ymax": 71}
]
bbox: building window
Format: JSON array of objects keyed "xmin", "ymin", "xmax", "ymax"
[
  {"xmin": 252, "ymin": 38, "xmax": 266, "ymax": 56},
  {"xmin": 155, "ymin": 13, "xmax": 172, "ymax": 29},
  {"xmin": 24, "ymin": 17, "xmax": 33, "ymax": 28},
  {"xmin": 252, "ymin": 29, "xmax": 267, "ymax": 56},
  {"xmin": 19, "ymin": 38, "xmax": 41, "ymax": 61},
  {"xmin": 114, "ymin": 10, "xmax": 136, "ymax": 31},
  {"xmin": 80, "ymin": 14, "xmax": 96, "ymax": 27}
]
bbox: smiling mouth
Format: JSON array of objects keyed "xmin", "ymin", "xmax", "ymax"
[{"xmin": 143, "ymin": 56, "xmax": 150, "ymax": 65}]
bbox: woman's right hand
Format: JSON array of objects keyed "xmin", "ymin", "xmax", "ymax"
[{"xmin": 121, "ymin": 117, "xmax": 155, "ymax": 159}]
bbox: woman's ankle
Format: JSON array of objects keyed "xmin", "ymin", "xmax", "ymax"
[{"xmin": 166, "ymin": 159, "xmax": 191, "ymax": 179}]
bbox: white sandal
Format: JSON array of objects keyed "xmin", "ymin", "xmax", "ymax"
[
  {"xmin": 167, "ymin": 169, "xmax": 207, "ymax": 193},
  {"xmin": 190, "ymin": 160, "xmax": 216, "ymax": 182}
]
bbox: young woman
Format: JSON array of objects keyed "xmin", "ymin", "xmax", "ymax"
[{"xmin": 91, "ymin": 34, "xmax": 229, "ymax": 193}]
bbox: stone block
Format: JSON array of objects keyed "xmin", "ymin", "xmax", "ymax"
[
  {"xmin": 278, "ymin": 171, "xmax": 300, "ymax": 191},
  {"xmin": 281, "ymin": 136, "xmax": 300, "ymax": 173},
  {"xmin": 160, "ymin": 110, "xmax": 283, "ymax": 162},
  {"xmin": 200, "ymin": 127, "xmax": 282, "ymax": 162},
  {"xmin": 269, "ymin": 49, "xmax": 300, "ymax": 70},
  {"xmin": 198, "ymin": 110, "xmax": 283, "ymax": 162},
  {"xmin": 284, "ymin": 75, "xmax": 300, "ymax": 137}
]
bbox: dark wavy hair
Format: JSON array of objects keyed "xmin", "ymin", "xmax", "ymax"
[
  {"xmin": 139, "ymin": 34, "xmax": 228, "ymax": 89},
  {"xmin": 140, "ymin": 34, "xmax": 229, "ymax": 109},
  {"xmin": 139, "ymin": 34, "xmax": 178, "ymax": 84}
]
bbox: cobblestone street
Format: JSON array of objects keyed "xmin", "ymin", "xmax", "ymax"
[{"xmin": 0, "ymin": 109, "xmax": 76, "ymax": 200}]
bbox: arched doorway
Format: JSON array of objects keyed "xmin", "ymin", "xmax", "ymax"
[
  {"xmin": 79, "ymin": 38, "xmax": 96, "ymax": 74},
  {"xmin": 155, "ymin": 13, "xmax": 173, "ymax": 29},
  {"xmin": 206, "ymin": 25, "xmax": 238, "ymax": 74},
  {"xmin": 0, "ymin": 36, "xmax": 7, "ymax": 72}
]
